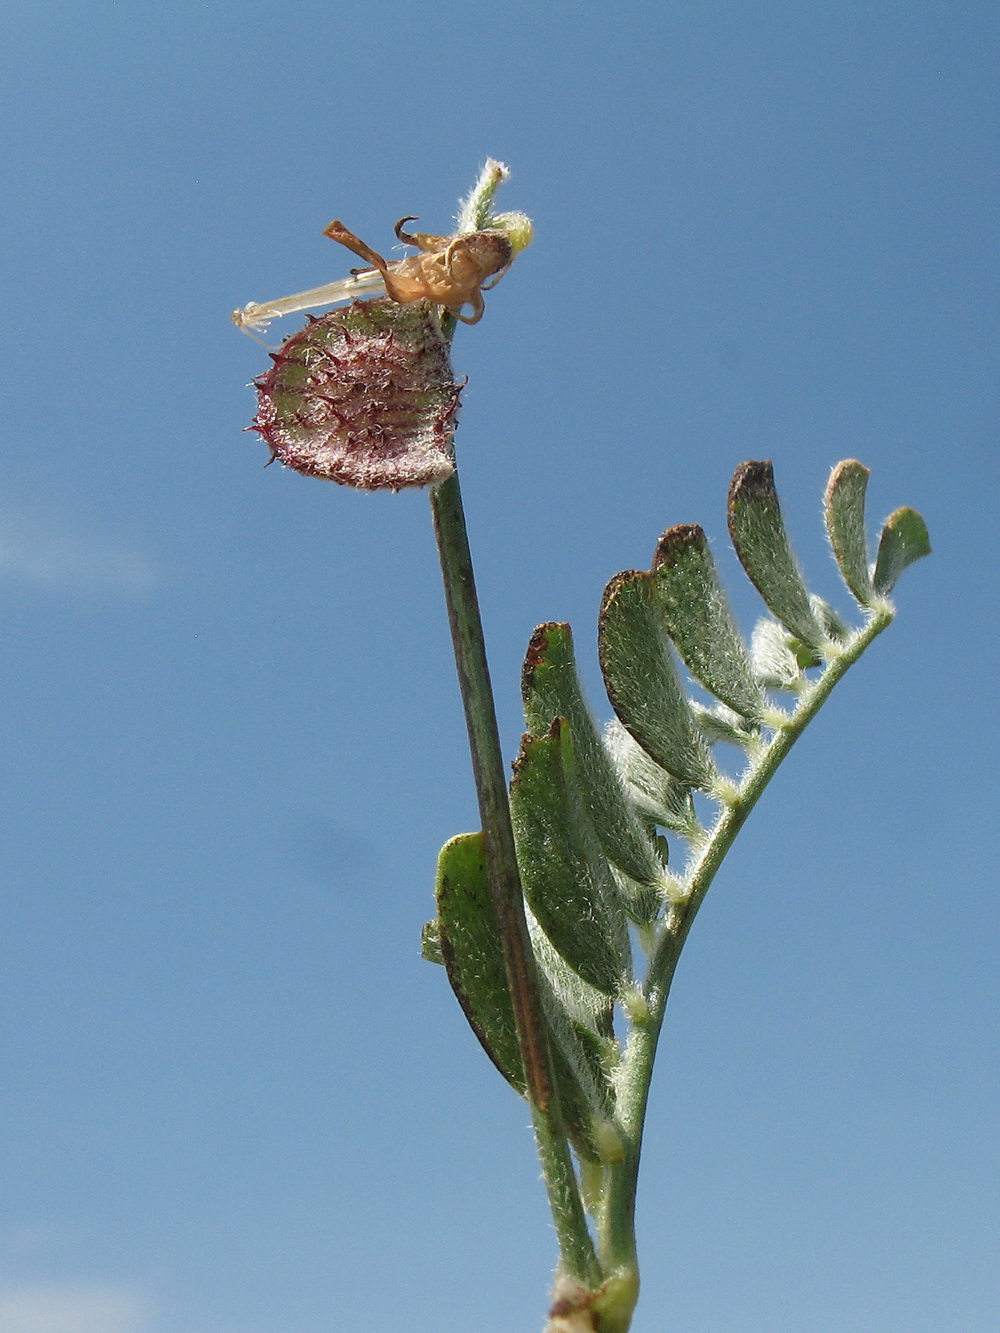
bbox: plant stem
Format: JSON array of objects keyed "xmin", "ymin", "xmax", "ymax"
[{"xmin": 429, "ymin": 469, "xmax": 602, "ymax": 1288}]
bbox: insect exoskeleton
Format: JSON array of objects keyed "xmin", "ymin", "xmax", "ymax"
[
  {"xmin": 323, "ymin": 217, "xmax": 514, "ymax": 325},
  {"xmin": 231, "ymin": 204, "xmax": 530, "ymax": 338}
]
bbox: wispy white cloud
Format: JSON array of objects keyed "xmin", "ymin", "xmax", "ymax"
[
  {"xmin": 0, "ymin": 513, "xmax": 158, "ymax": 596},
  {"xmin": 0, "ymin": 1284, "xmax": 150, "ymax": 1333}
]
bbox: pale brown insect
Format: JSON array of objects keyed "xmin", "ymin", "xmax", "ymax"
[
  {"xmin": 324, "ymin": 216, "xmax": 514, "ymax": 325},
  {"xmin": 233, "ymin": 217, "xmax": 514, "ymax": 336}
]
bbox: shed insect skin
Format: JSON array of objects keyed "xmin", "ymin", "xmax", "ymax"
[
  {"xmin": 323, "ymin": 216, "xmax": 514, "ymax": 325},
  {"xmin": 232, "ymin": 215, "xmax": 516, "ymax": 338}
]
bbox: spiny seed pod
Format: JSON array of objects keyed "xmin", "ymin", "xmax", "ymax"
[{"xmin": 251, "ymin": 298, "xmax": 461, "ymax": 491}]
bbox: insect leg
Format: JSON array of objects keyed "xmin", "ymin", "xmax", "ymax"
[
  {"xmin": 481, "ymin": 260, "xmax": 513, "ymax": 292},
  {"xmin": 393, "ymin": 216, "xmax": 421, "ymax": 246},
  {"xmin": 323, "ymin": 220, "xmax": 390, "ymax": 275},
  {"xmin": 231, "ymin": 271, "xmax": 387, "ymax": 336},
  {"xmin": 452, "ymin": 290, "xmax": 485, "ymax": 325}
]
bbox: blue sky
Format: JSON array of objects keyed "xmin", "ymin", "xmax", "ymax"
[{"xmin": 0, "ymin": 3, "xmax": 996, "ymax": 1331}]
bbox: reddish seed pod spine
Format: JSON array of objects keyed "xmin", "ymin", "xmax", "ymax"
[{"xmin": 251, "ymin": 298, "xmax": 461, "ymax": 491}]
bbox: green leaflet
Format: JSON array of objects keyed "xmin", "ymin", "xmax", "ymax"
[
  {"xmin": 598, "ymin": 572, "xmax": 716, "ymax": 790},
  {"xmin": 824, "ymin": 460, "xmax": 873, "ymax": 606},
  {"xmin": 434, "ymin": 832, "xmax": 618, "ymax": 1161},
  {"xmin": 529, "ymin": 914, "xmax": 615, "ymax": 1042},
  {"xmin": 749, "ymin": 617, "xmax": 803, "ymax": 690},
  {"xmin": 809, "ymin": 595, "xmax": 851, "ymax": 644},
  {"xmin": 435, "ymin": 832, "xmax": 525, "ymax": 1094},
  {"xmin": 873, "ymin": 506, "xmax": 932, "ymax": 595},
  {"xmin": 530, "ymin": 920, "xmax": 619, "ymax": 1158},
  {"xmin": 548, "ymin": 1036, "xmax": 618, "ymax": 1163},
  {"xmin": 826, "ymin": 463, "xmax": 930, "ymax": 603},
  {"xmin": 603, "ymin": 719, "xmax": 697, "ymax": 834},
  {"xmin": 690, "ymin": 701, "xmax": 760, "ymax": 749},
  {"xmin": 522, "ymin": 622, "xmax": 667, "ymax": 896},
  {"xmin": 727, "ymin": 460, "xmax": 823, "ymax": 652},
  {"xmin": 651, "ymin": 524, "xmax": 766, "ymax": 723},
  {"xmin": 510, "ymin": 722, "xmax": 633, "ymax": 997}
]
